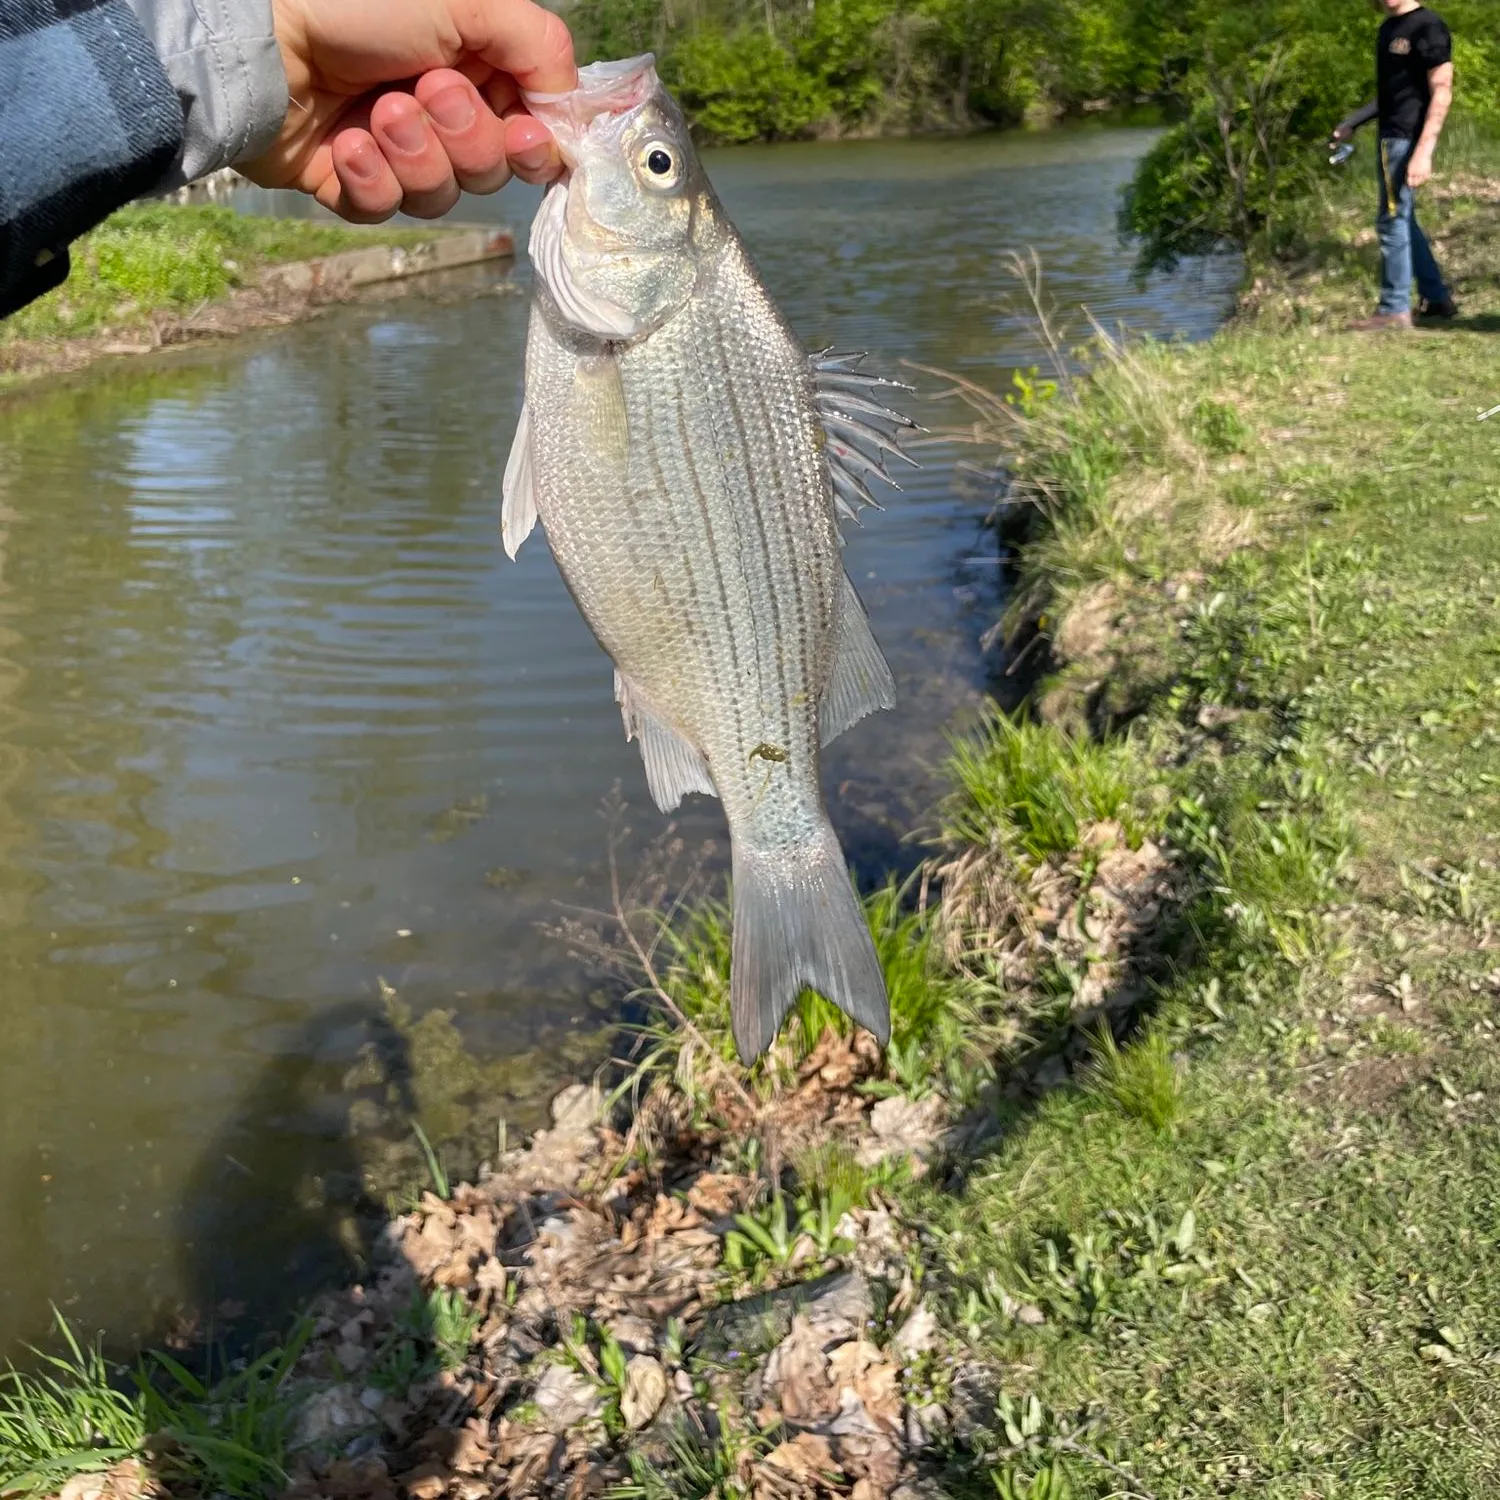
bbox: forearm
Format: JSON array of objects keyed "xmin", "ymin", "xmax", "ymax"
[
  {"xmin": 0, "ymin": 0, "xmax": 182, "ymax": 318},
  {"xmin": 1340, "ymin": 99, "xmax": 1379, "ymax": 133},
  {"xmin": 1417, "ymin": 83, "xmax": 1453, "ymax": 155},
  {"xmin": 125, "ymin": 0, "xmax": 289, "ymax": 189}
]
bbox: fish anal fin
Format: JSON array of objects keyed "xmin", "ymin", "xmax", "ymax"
[
  {"xmin": 820, "ymin": 572, "xmax": 896, "ymax": 746},
  {"xmin": 502, "ymin": 403, "xmax": 538, "ymax": 560},
  {"xmin": 615, "ymin": 671, "xmax": 717, "ymax": 813}
]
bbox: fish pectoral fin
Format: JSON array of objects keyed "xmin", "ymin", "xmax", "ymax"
[
  {"xmin": 615, "ymin": 671, "xmax": 718, "ymax": 813},
  {"xmin": 501, "ymin": 403, "xmax": 539, "ymax": 560},
  {"xmin": 820, "ymin": 571, "xmax": 896, "ymax": 746}
]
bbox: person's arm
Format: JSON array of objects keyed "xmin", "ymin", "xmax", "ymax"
[
  {"xmin": 0, "ymin": 0, "xmax": 183, "ymax": 318},
  {"xmin": 1332, "ymin": 99, "xmax": 1379, "ymax": 142},
  {"xmin": 126, "ymin": 0, "xmax": 289, "ymax": 189},
  {"xmin": 1407, "ymin": 62, "xmax": 1455, "ymax": 189}
]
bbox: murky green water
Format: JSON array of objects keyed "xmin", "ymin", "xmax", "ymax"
[{"xmin": 0, "ymin": 128, "xmax": 1236, "ymax": 1356}]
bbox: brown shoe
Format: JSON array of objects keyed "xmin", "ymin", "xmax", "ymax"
[{"xmin": 1349, "ymin": 310, "xmax": 1414, "ymax": 332}]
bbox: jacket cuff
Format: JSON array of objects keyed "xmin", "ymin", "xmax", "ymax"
[{"xmin": 125, "ymin": 0, "xmax": 290, "ymax": 188}]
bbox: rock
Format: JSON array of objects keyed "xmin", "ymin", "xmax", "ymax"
[
  {"xmin": 292, "ymin": 1383, "xmax": 375, "ymax": 1451},
  {"xmin": 891, "ymin": 1481, "xmax": 951, "ymax": 1500},
  {"xmin": 706, "ymin": 1270, "xmax": 873, "ymax": 1354},
  {"xmin": 620, "ymin": 1355, "xmax": 668, "ymax": 1431},
  {"xmin": 550, "ymin": 1081, "xmax": 604, "ymax": 1135},
  {"xmin": 905, "ymin": 1402, "xmax": 949, "ymax": 1448},
  {"xmin": 1030, "ymin": 1056, "xmax": 1069, "ymax": 1092},
  {"xmin": 856, "ymin": 1095, "xmax": 948, "ymax": 1167},
  {"xmin": 58, "ymin": 1475, "xmax": 109, "ymax": 1500},
  {"xmin": 891, "ymin": 1301, "xmax": 938, "ymax": 1358},
  {"xmin": 532, "ymin": 1361, "xmax": 605, "ymax": 1433}
]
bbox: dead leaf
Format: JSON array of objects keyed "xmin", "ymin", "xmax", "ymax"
[
  {"xmin": 765, "ymin": 1431, "xmax": 840, "ymax": 1481},
  {"xmin": 396, "ymin": 1461, "xmax": 450, "ymax": 1500},
  {"xmin": 828, "ymin": 1341, "xmax": 902, "ymax": 1433},
  {"xmin": 621, "ymin": 1354, "xmax": 668, "ymax": 1430},
  {"xmin": 763, "ymin": 1315, "xmax": 839, "ymax": 1423}
]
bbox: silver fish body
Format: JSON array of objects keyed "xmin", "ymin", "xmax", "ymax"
[{"xmin": 505, "ymin": 57, "xmax": 914, "ymax": 1061}]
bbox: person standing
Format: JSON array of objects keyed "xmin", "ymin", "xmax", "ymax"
[{"xmin": 1332, "ymin": 0, "xmax": 1458, "ymax": 331}]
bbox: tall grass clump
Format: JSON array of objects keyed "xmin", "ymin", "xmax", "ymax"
[
  {"xmin": 0, "ymin": 1319, "xmax": 146, "ymax": 1498},
  {"xmin": 628, "ymin": 876, "xmax": 980, "ymax": 1100},
  {"xmin": 944, "ymin": 708, "xmax": 1152, "ymax": 868},
  {"xmin": 1087, "ymin": 1023, "xmax": 1182, "ymax": 1134}
]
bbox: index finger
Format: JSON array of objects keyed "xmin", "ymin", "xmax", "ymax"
[{"xmin": 455, "ymin": 0, "xmax": 576, "ymax": 94}]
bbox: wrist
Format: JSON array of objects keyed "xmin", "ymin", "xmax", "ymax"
[{"xmin": 269, "ymin": 0, "xmax": 313, "ymax": 103}]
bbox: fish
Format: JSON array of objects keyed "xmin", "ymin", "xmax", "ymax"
[{"xmin": 503, "ymin": 55, "xmax": 917, "ymax": 1063}]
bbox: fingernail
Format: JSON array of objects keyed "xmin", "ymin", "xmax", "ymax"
[
  {"xmin": 425, "ymin": 86, "xmax": 475, "ymax": 133},
  {"xmin": 512, "ymin": 142, "xmax": 551, "ymax": 172},
  {"xmin": 383, "ymin": 109, "xmax": 428, "ymax": 156},
  {"xmin": 345, "ymin": 139, "xmax": 382, "ymax": 182}
]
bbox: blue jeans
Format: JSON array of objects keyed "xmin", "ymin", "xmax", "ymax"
[{"xmin": 1377, "ymin": 135, "xmax": 1450, "ymax": 315}]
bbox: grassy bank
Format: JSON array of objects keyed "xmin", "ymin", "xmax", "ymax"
[
  {"xmin": 6, "ymin": 175, "xmax": 1500, "ymax": 1500},
  {"xmin": 0, "ymin": 204, "xmax": 451, "ymax": 395}
]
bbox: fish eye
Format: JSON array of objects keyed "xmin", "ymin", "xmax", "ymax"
[{"xmin": 637, "ymin": 142, "xmax": 680, "ymax": 189}]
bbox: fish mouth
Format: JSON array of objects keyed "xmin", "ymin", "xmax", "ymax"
[{"xmin": 522, "ymin": 54, "xmax": 659, "ymax": 168}]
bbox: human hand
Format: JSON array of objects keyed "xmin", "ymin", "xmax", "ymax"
[
  {"xmin": 242, "ymin": 0, "xmax": 576, "ymax": 223},
  {"xmin": 1331, "ymin": 122, "xmax": 1353, "ymax": 144},
  {"xmin": 1407, "ymin": 148, "xmax": 1435, "ymax": 189}
]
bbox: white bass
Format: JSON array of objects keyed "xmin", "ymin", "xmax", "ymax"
[{"xmin": 504, "ymin": 55, "xmax": 916, "ymax": 1061}]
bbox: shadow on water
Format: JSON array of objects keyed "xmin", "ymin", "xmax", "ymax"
[{"xmin": 172, "ymin": 1002, "xmax": 397, "ymax": 1346}]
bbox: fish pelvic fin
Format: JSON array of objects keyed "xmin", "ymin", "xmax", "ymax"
[
  {"xmin": 502, "ymin": 403, "xmax": 538, "ymax": 560},
  {"xmin": 615, "ymin": 671, "xmax": 717, "ymax": 812},
  {"xmin": 730, "ymin": 824, "xmax": 890, "ymax": 1064},
  {"xmin": 821, "ymin": 570, "xmax": 896, "ymax": 746}
]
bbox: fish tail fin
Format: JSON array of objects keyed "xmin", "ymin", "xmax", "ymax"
[{"xmin": 730, "ymin": 824, "xmax": 890, "ymax": 1064}]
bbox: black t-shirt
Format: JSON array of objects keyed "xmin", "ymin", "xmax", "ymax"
[{"xmin": 1378, "ymin": 7, "xmax": 1453, "ymax": 139}]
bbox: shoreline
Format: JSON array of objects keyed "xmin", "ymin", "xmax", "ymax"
[{"xmin": 0, "ymin": 210, "xmax": 515, "ymax": 398}]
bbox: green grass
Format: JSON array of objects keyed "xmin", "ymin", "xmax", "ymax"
[
  {"xmin": 901, "ymin": 179, "xmax": 1500, "ymax": 1497},
  {"xmin": 0, "ymin": 1318, "xmax": 146, "ymax": 1497},
  {"xmin": 942, "ymin": 710, "xmax": 1157, "ymax": 864},
  {"xmin": 2, "ymin": 203, "xmax": 436, "ymax": 345},
  {"xmin": 0, "ymin": 1315, "xmax": 312, "ymax": 1500}
]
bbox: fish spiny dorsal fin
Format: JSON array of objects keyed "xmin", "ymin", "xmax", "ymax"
[{"xmin": 810, "ymin": 350, "xmax": 920, "ymax": 525}]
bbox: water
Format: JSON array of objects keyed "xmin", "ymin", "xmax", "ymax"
[{"xmin": 0, "ymin": 128, "xmax": 1236, "ymax": 1356}]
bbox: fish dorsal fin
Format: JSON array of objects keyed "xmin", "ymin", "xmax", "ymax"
[
  {"xmin": 820, "ymin": 571, "xmax": 896, "ymax": 745},
  {"xmin": 530, "ymin": 181, "xmax": 641, "ymax": 340},
  {"xmin": 615, "ymin": 671, "xmax": 718, "ymax": 812},
  {"xmin": 501, "ymin": 403, "xmax": 538, "ymax": 560},
  {"xmin": 811, "ymin": 350, "xmax": 919, "ymax": 525}
]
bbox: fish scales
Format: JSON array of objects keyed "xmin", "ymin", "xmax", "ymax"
[{"xmin": 508, "ymin": 55, "xmax": 913, "ymax": 1061}]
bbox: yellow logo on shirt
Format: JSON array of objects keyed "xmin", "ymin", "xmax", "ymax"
[{"xmin": 1390, "ymin": 37, "xmax": 1412, "ymax": 54}]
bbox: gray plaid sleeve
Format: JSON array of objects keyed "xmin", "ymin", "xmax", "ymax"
[{"xmin": 0, "ymin": 0, "xmax": 183, "ymax": 318}]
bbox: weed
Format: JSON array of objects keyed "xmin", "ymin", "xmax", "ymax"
[
  {"xmin": 1086, "ymin": 1024, "xmax": 1181, "ymax": 1134},
  {"xmin": 944, "ymin": 709, "xmax": 1151, "ymax": 866},
  {"xmin": 0, "ymin": 1318, "xmax": 146, "ymax": 1499},
  {"xmin": 139, "ymin": 1322, "xmax": 312, "ymax": 1498}
]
